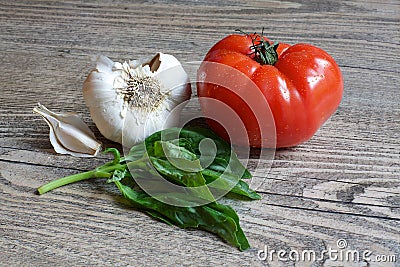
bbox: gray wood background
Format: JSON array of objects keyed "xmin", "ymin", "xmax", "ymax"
[{"xmin": 0, "ymin": 0, "xmax": 399, "ymax": 266}]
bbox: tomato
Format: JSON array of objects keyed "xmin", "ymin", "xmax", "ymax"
[{"xmin": 197, "ymin": 32, "xmax": 343, "ymax": 148}]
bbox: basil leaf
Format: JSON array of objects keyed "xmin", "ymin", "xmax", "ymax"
[
  {"xmin": 178, "ymin": 128, "xmax": 251, "ymax": 179},
  {"xmin": 145, "ymin": 210, "xmax": 174, "ymax": 226},
  {"xmin": 153, "ymin": 141, "xmax": 203, "ymax": 172},
  {"xmin": 201, "ymin": 169, "xmax": 261, "ymax": 200},
  {"xmin": 228, "ymin": 154, "xmax": 252, "ymax": 179},
  {"xmin": 179, "ymin": 127, "xmax": 230, "ymax": 158},
  {"xmin": 229, "ymin": 180, "xmax": 261, "ymax": 200},
  {"xmin": 208, "ymin": 157, "xmax": 252, "ymax": 179},
  {"xmin": 154, "ymin": 140, "xmax": 197, "ymax": 161},
  {"xmin": 114, "ymin": 180, "xmax": 250, "ymax": 251},
  {"xmin": 206, "ymin": 202, "xmax": 250, "ymax": 251},
  {"xmin": 123, "ymin": 142, "xmax": 146, "ymax": 162},
  {"xmin": 167, "ymin": 138, "xmax": 196, "ymax": 154},
  {"xmin": 149, "ymin": 157, "xmax": 215, "ymax": 203},
  {"xmin": 144, "ymin": 127, "xmax": 181, "ymax": 152}
]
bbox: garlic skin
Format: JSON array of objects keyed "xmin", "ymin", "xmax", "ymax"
[
  {"xmin": 33, "ymin": 103, "xmax": 102, "ymax": 157},
  {"xmin": 83, "ymin": 53, "xmax": 191, "ymax": 147}
]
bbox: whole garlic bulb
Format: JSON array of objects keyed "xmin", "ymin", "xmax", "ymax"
[{"xmin": 83, "ymin": 53, "xmax": 191, "ymax": 147}]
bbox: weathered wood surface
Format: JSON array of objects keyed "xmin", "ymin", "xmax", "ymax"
[{"xmin": 0, "ymin": 0, "xmax": 399, "ymax": 266}]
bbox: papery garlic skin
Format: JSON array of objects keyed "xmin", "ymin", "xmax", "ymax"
[
  {"xmin": 83, "ymin": 53, "xmax": 191, "ymax": 147},
  {"xmin": 33, "ymin": 103, "xmax": 102, "ymax": 157}
]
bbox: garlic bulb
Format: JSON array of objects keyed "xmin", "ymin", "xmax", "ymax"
[
  {"xmin": 83, "ymin": 53, "xmax": 191, "ymax": 147},
  {"xmin": 33, "ymin": 103, "xmax": 102, "ymax": 157}
]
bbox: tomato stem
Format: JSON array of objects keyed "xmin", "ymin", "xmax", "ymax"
[{"xmin": 236, "ymin": 29, "xmax": 279, "ymax": 65}]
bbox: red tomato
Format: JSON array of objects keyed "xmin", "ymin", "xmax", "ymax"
[{"xmin": 197, "ymin": 33, "xmax": 343, "ymax": 148}]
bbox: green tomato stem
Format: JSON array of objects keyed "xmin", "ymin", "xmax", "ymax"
[{"xmin": 235, "ymin": 29, "xmax": 279, "ymax": 65}]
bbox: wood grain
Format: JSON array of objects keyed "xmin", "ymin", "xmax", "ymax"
[{"xmin": 0, "ymin": 0, "xmax": 399, "ymax": 266}]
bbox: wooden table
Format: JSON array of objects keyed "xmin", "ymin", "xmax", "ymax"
[{"xmin": 1, "ymin": 1, "xmax": 399, "ymax": 266}]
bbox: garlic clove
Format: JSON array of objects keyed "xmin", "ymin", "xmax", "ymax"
[
  {"xmin": 93, "ymin": 55, "xmax": 115, "ymax": 73},
  {"xmin": 83, "ymin": 58, "xmax": 126, "ymax": 143},
  {"xmin": 33, "ymin": 103, "xmax": 102, "ymax": 157},
  {"xmin": 146, "ymin": 52, "xmax": 181, "ymax": 73},
  {"xmin": 150, "ymin": 53, "xmax": 192, "ymax": 108},
  {"xmin": 83, "ymin": 80, "xmax": 125, "ymax": 143}
]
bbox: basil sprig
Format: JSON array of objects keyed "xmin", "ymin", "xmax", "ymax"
[{"xmin": 38, "ymin": 127, "xmax": 260, "ymax": 251}]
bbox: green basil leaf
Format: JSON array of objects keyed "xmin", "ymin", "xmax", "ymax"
[
  {"xmin": 178, "ymin": 128, "xmax": 251, "ymax": 179},
  {"xmin": 168, "ymin": 138, "xmax": 196, "ymax": 154},
  {"xmin": 153, "ymin": 141, "xmax": 203, "ymax": 172},
  {"xmin": 206, "ymin": 202, "xmax": 250, "ymax": 251},
  {"xmin": 149, "ymin": 157, "xmax": 215, "ymax": 202},
  {"xmin": 144, "ymin": 127, "xmax": 251, "ymax": 178},
  {"xmin": 229, "ymin": 180, "xmax": 261, "ymax": 200},
  {"xmin": 149, "ymin": 157, "xmax": 191, "ymax": 185},
  {"xmin": 153, "ymin": 140, "xmax": 197, "ymax": 161},
  {"xmin": 144, "ymin": 127, "xmax": 181, "ymax": 152},
  {"xmin": 208, "ymin": 157, "xmax": 251, "ymax": 179},
  {"xmin": 179, "ymin": 127, "xmax": 231, "ymax": 157},
  {"xmin": 114, "ymin": 180, "xmax": 250, "ymax": 251},
  {"xmin": 228, "ymin": 154, "xmax": 252, "ymax": 179},
  {"xmin": 123, "ymin": 142, "xmax": 146, "ymax": 162},
  {"xmin": 145, "ymin": 210, "xmax": 174, "ymax": 226},
  {"xmin": 201, "ymin": 169, "xmax": 261, "ymax": 200}
]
